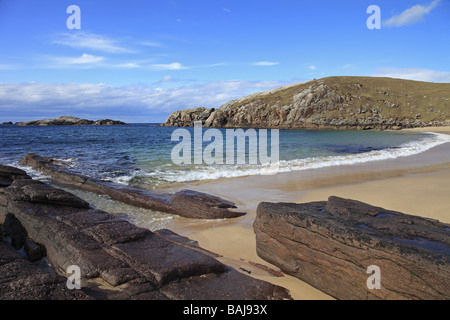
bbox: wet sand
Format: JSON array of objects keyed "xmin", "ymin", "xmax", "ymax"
[{"xmin": 167, "ymin": 126, "xmax": 450, "ymax": 300}]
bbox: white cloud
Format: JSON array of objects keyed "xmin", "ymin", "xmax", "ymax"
[
  {"xmin": 308, "ymin": 65, "xmax": 317, "ymax": 70},
  {"xmin": 0, "ymin": 80, "xmax": 289, "ymax": 121},
  {"xmin": 372, "ymin": 67, "xmax": 450, "ymax": 83},
  {"xmin": 149, "ymin": 62, "xmax": 189, "ymax": 70},
  {"xmin": 52, "ymin": 32, "xmax": 133, "ymax": 53},
  {"xmin": 251, "ymin": 61, "xmax": 279, "ymax": 66},
  {"xmin": 160, "ymin": 75, "xmax": 173, "ymax": 82},
  {"xmin": 383, "ymin": 0, "xmax": 441, "ymax": 28},
  {"xmin": 52, "ymin": 53, "xmax": 105, "ymax": 66},
  {"xmin": 115, "ymin": 62, "xmax": 141, "ymax": 69}
]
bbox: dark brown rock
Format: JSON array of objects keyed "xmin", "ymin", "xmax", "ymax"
[
  {"xmin": 24, "ymin": 238, "xmax": 46, "ymax": 262},
  {"xmin": 111, "ymin": 233, "xmax": 228, "ymax": 286},
  {"xmin": 0, "ymin": 241, "xmax": 91, "ymax": 300},
  {"xmin": 0, "ymin": 164, "xmax": 31, "ymax": 188},
  {"xmin": 2, "ymin": 213, "xmax": 28, "ymax": 250},
  {"xmin": 160, "ymin": 269, "xmax": 292, "ymax": 300},
  {"xmin": 4, "ymin": 179, "xmax": 90, "ymax": 208},
  {"xmin": 170, "ymin": 189, "xmax": 242, "ymax": 219},
  {"xmin": 19, "ymin": 153, "xmax": 245, "ymax": 219},
  {"xmin": 0, "ymin": 170, "xmax": 291, "ymax": 300},
  {"xmin": 254, "ymin": 196, "xmax": 450, "ymax": 300}
]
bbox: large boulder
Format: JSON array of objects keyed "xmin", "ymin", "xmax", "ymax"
[{"xmin": 254, "ymin": 196, "xmax": 450, "ymax": 300}]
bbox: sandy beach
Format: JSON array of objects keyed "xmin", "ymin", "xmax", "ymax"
[{"xmin": 169, "ymin": 126, "xmax": 450, "ymax": 300}]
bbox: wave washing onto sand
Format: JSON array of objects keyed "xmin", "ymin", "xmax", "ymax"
[{"xmin": 142, "ymin": 132, "xmax": 450, "ymax": 183}]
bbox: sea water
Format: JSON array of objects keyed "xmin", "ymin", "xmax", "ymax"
[
  {"xmin": 1, "ymin": 123, "xmax": 449, "ymax": 188},
  {"xmin": 1, "ymin": 124, "xmax": 449, "ymax": 229}
]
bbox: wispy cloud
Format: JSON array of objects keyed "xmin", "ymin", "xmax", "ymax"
[
  {"xmin": 308, "ymin": 65, "xmax": 317, "ymax": 70},
  {"xmin": 251, "ymin": 61, "xmax": 279, "ymax": 66},
  {"xmin": 0, "ymin": 64, "xmax": 16, "ymax": 70},
  {"xmin": 51, "ymin": 53, "xmax": 105, "ymax": 66},
  {"xmin": 383, "ymin": 0, "xmax": 441, "ymax": 28},
  {"xmin": 342, "ymin": 64, "xmax": 355, "ymax": 70},
  {"xmin": 148, "ymin": 62, "xmax": 226, "ymax": 71},
  {"xmin": 0, "ymin": 80, "xmax": 290, "ymax": 121},
  {"xmin": 52, "ymin": 32, "xmax": 134, "ymax": 53},
  {"xmin": 149, "ymin": 62, "xmax": 190, "ymax": 71},
  {"xmin": 139, "ymin": 41, "xmax": 164, "ymax": 48},
  {"xmin": 372, "ymin": 67, "xmax": 450, "ymax": 83}
]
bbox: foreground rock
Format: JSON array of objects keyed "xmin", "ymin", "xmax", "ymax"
[
  {"xmin": 0, "ymin": 241, "xmax": 92, "ymax": 300},
  {"xmin": 16, "ymin": 116, "xmax": 127, "ymax": 126},
  {"xmin": 19, "ymin": 153, "xmax": 245, "ymax": 219},
  {"xmin": 254, "ymin": 196, "xmax": 450, "ymax": 300},
  {"xmin": 0, "ymin": 164, "xmax": 31, "ymax": 188},
  {"xmin": 164, "ymin": 76, "xmax": 450, "ymax": 130},
  {"xmin": 0, "ymin": 167, "xmax": 291, "ymax": 300}
]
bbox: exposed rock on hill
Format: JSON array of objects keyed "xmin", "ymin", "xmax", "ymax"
[
  {"xmin": 16, "ymin": 116, "xmax": 127, "ymax": 126},
  {"xmin": 164, "ymin": 77, "xmax": 450, "ymax": 130},
  {"xmin": 253, "ymin": 196, "xmax": 450, "ymax": 300}
]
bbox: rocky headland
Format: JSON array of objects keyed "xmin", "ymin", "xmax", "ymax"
[
  {"xmin": 164, "ymin": 76, "xmax": 450, "ymax": 130},
  {"xmin": 15, "ymin": 116, "xmax": 127, "ymax": 126}
]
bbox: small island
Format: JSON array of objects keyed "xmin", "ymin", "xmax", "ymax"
[{"xmin": 15, "ymin": 115, "xmax": 127, "ymax": 126}]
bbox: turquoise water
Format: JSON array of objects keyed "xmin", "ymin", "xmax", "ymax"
[{"xmin": 1, "ymin": 124, "xmax": 449, "ymax": 189}]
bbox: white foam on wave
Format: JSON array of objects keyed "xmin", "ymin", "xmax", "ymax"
[
  {"xmin": 12, "ymin": 161, "xmax": 52, "ymax": 181},
  {"xmin": 53, "ymin": 157, "xmax": 79, "ymax": 168},
  {"xmin": 149, "ymin": 132, "xmax": 450, "ymax": 183}
]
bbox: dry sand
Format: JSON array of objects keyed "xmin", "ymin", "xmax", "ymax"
[{"xmin": 169, "ymin": 126, "xmax": 450, "ymax": 300}]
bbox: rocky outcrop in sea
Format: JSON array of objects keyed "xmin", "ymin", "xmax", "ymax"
[
  {"xmin": 16, "ymin": 116, "xmax": 127, "ymax": 126},
  {"xmin": 19, "ymin": 153, "xmax": 246, "ymax": 220}
]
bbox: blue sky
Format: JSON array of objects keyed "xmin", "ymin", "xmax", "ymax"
[{"xmin": 0, "ymin": 0, "xmax": 449, "ymax": 122}]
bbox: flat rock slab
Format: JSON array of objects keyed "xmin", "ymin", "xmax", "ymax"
[
  {"xmin": 0, "ymin": 171, "xmax": 291, "ymax": 300},
  {"xmin": 0, "ymin": 241, "xmax": 91, "ymax": 300},
  {"xmin": 254, "ymin": 196, "xmax": 450, "ymax": 300},
  {"xmin": 19, "ymin": 153, "xmax": 245, "ymax": 219}
]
